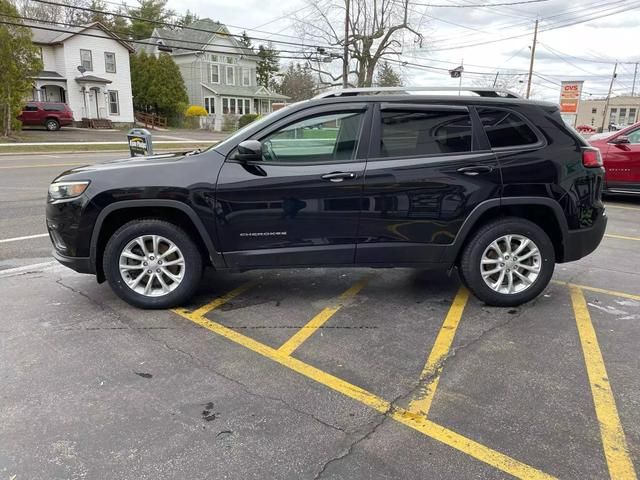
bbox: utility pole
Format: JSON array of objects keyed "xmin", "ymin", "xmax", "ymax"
[
  {"xmin": 526, "ymin": 18, "xmax": 538, "ymax": 99},
  {"xmin": 493, "ymin": 71, "xmax": 500, "ymax": 88},
  {"xmin": 601, "ymin": 62, "xmax": 618, "ymax": 133},
  {"xmin": 632, "ymin": 62, "xmax": 638, "ymax": 96},
  {"xmin": 342, "ymin": 0, "xmax": 350, "ymax": 89}
]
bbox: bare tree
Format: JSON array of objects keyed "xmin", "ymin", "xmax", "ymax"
[
  {"xmin": 293, "ymin": 0, "xmax": 426, "ymax": 88},
  {"xmin": 17, "ymin": 0, "xmax": 91, "ymax": 24},
  {"xmin": 472, "ymin": 71, "xmax": 532, "ymax": 97}
]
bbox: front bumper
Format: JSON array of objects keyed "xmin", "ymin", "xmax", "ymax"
[
  {"xmin": 52, "ymin": 249, "xmax": 94, "ymax": 275},
  {"xmin": 562, "ymin": 212, "xmax": 608, "ymax": 262}
]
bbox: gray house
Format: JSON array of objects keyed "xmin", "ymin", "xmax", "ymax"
[{"xmin": 137, "ymin": 19, "xmax": 288, "ymax": 131}]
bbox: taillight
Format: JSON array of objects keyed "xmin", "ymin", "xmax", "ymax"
[{"xmin": 582, "ymin": 148, "xmax": 602, "ymax": 168}]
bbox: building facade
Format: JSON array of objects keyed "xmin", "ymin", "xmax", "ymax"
[
  {"xmin": 27, "ymin": 21, "xmax": 135, "ymax": 126},
  {"xmin": 575, "ymin": 96, "xmax": 640, "ymax": 131},
  {"xmin": 137, "ymin": 19, "xmax": 288, "ymax": 131}
]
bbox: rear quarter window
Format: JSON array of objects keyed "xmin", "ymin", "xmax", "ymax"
[
  {"xmin": 477, "ymin": 108, "xmax": 538, "ymax": 148},
  {"xmin": 43, "ymin": 104, "xmax": 65, "ymax": 112}
]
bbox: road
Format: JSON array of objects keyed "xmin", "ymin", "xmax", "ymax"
[
  {"xmin": 1, "ymin": 151, "xmax": 640, "ymax": 479},
  {"xmin": 0, "ymin": 152, "xmax": 126, "ymax": 266}
]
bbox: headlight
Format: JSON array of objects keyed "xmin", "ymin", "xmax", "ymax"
[{"xmin": 48, "ymin": 181, "xmax": 90, "ymax": 200}]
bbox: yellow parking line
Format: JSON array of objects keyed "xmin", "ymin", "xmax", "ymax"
[
  {"xmin": 277, "ymin": 274, "xmax": 373, "ymax": 356},
  {"xmin": 173, "ymin": 280, "xmax": 257, "ymax": 318},
  {"xmin": 605, "ymin": 233, "xmax": 640, "ymax": 242},
  {"xmin": 408, "ymin": 287, "xmax": 469, "ymax": 417},
  {"xmin": 552, "ymin": 281, "xmax": 640, "ymax": 302},
  {"xmin": 569, "ymin": 286, "xmax": 637, "ymax": 480},
  {"xmin": 174, "ymin": 300, "xmax": 555, "ymax": 480}
]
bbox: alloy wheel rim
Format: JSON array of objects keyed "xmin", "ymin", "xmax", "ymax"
[
  {"xmin": 480, "ymin": 234, "xmax": 541, "ymax": 295},
  {"xmin": 119, "ymin": 235, "xmax": 185, "ymax": 297}
]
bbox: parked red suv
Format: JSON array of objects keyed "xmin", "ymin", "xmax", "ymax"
[
  {"xmin": 589, "ymin": 121, "xmax": 640, "ymax": 195},
  {"xmin": 18, "ymin": 102, "xmax": 74, "ymax": 131}
]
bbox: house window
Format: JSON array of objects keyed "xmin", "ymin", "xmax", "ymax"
[
  {"xmin": 629, "ymin": 108, "xmax": 637, "ymax": 124},
  {"xmin": 591, "ymin": 108, "xmax": 597, "ymax": 114},
  {"xmin": 609, "ymin": 108, "xmax": 617, "ymax": 125},
  {"xmin": 619, "ymin": 108, "xmax": 627, "ymax": 125},
  {"xmin": 80, "ymin": 49, "xmax": 93, "ymax": 71},
  {"xmin": 209, "ymin": 54, "xmax": 218, "ymax": 62},
  {"xmin": 226, "ymin": 56, "xmax": 234, "ymax": 64},
  {"xmin": 226, "ymin": 66, "xmax": 235, "ymax": 85},
  {"xmin": 104, "ymin": 52, "xmax": 116, "ymax": 73},
  {"xmin": 222, "ymin": 97, "xmax": 251, "ymax": 115},
  {"xmin": 210, "ymin": 64, "xmax": 220, "ymax": 84},
  {"xmin": 204, "ymin": 97, "xmax": 215, "ymax": 114},
  {"xmin": 242, "ymin": 68, "xmax": 251, "ymax": 86},
  {"xmin": 38, "ymin": 47, "xmax": 43, "ymax": 62},
  {"xmin": 108, "ymin": 91, "xmax": 119, "ymax": 115}
]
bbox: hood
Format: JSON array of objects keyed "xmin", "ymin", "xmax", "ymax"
[{"xmin": 52, "ymin": 151, "xmax": 203, "ymax": 182}]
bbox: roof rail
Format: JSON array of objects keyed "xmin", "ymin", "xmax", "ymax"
[{"xmin": 314, "ymin": 86, "xmax": 521, "ymax": 99}]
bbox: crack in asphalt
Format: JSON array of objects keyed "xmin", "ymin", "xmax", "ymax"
[
  {"xmin": 147, "ymin": 333, "xmax": 349, "ymax": 435},
  {"xmin": 311, "ymin": 298, "xmax": 542, "ymax": 479},
  {"xmin": 55, "ymin": 277, "xmax": 135, "ymax": 328}
]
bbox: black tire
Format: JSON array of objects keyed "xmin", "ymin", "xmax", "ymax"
[
  {"xmin": 103, "ymin": 219, "xmax": 202, "ymax": 309},
  {"xmin": 45, "ymin": 118, "xmax": 60, "ymax": 131},
  {"xmin": 459, "ymin": 217, "xmax": 555, "ymax": 307}
]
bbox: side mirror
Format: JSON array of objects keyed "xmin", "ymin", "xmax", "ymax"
[
  {"xmin": 610, "ymin": 135, "xmax": 630, "ymax": 145},
  {"xmin": 236, "ymin": 140, "xmax": 262, "ymax": 162}
]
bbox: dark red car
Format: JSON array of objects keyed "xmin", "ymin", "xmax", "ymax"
[
  {"xmin": 18, "ymin": 102, "xmax": 74, "ymax": 131},
  {"xmin": 589, "ymin": 121, "xmax": 640, "ymax": 195}
]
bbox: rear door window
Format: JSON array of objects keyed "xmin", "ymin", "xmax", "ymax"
[
  {"xmin": 379, "ymin": 108, "xmax": 473, "ymax": 158},
  {"xmin": 477, "ymin": 108, "xmax": 538, "ymax": 148}
]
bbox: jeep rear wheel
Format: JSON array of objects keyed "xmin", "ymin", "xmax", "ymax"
[
  {"xmin": 103, "ymin": 219, "xmax": 202, "ymax": 309},
  {"xmin": 45, "ymin": 119, "xmax": 60, "ymax": 131},
  {"xmin": 459, "ymin": 218, "xmax": 555, "ymax": 307}
]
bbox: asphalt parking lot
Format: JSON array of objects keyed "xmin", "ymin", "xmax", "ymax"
[{"xmin": 1, "ymin": 152, "xmax": 639, "ymax": 479}]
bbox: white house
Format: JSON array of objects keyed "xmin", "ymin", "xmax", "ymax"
[
  {"xmin": 27, "ymin": 21, "xmax": 135, "ymax": 126},
  {"xmin": 136, "ymin": 19, "xmax": 288, "ymax": 131}
]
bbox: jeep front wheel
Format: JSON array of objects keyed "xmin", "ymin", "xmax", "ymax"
[
  {"xmin": 459, "ymin": 218, "xmax": 555, "ymax": 307},
  {"xmin": 103, "ymin": 219, "xmax": 202, "ymax": 309}
]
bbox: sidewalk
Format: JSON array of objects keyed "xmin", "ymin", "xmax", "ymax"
[{"xmin": 2, "ymin": 127, "xmax": 227, "ymax": 144}]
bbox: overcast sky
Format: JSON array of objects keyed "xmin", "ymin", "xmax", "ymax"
[{"xmin": 165, "ymin": 0, "xmax": 640, "ymax": 101}]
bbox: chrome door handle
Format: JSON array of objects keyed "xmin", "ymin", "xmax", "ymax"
[
  {"xmin": 457, "ymin": 165, "xmax": 494, "ymax": 176},
  {"xmin": 321, "ymin": 172, "xmax": 356, "ymax": 182}
]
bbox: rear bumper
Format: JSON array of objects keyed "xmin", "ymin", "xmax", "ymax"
[
  {"xmin": 561, "ymin": 212, "xmax": 608, "ymax": 262},
  {"xmin": 52, "ymin": 249, "xmax": 94, "ymax": 275}
]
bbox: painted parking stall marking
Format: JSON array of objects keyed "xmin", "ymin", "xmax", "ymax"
[
  {"xmin": 407, "ymin": 286, "xmax": 469, "ymax": 417},
  {"xmin": 569, "ymin": 286, "xmax": 638, "ymax": 480}
]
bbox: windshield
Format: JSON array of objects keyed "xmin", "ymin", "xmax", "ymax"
[{"xmin": 211, "ymin": 102, "xmax": 304, "ymax": 152}]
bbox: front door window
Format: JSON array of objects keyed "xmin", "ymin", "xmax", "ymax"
[{"xmin": 261, "ymin": 111, "xmax": 365, "ymax": 164}]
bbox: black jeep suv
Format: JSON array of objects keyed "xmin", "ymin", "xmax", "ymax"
[{"xmin": 46, "ymin": 88, "xmax": 607, "ymax": 309}]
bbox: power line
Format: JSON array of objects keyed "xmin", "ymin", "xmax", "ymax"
[
  {"xmin": 9, "ymin": 14, "xmax": 317, "ymax": 55},
  {"xmin": 409, "ymin": 0, "xmax": 549, "ymax": 7},
  {"xmin": 89, "ymin": 0, "xmax": 322, "ymax": 44},
  {"xmin": 429, "ymin": 0, "xmax": 640, "ymax": 51},
  {"xmin": 427, "ymin": 0, "xmax": 636, "ymax": 48},
  {"xmin": 25, "ymin": 0, "xmax": 342, "ymax": 51},
  {"xmin": 0, "ymin": 19, "xmax": 316, "ymax": 61}
]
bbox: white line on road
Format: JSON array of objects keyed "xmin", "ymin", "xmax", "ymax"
[
  {"xmin": 0, "ymin": 140, "xmax": 218, "ymax": 147},
  {"xmin": 0, "ymin": 261, "xmax": 57, "ymax": 278},
  {"xmin": 0, "ymin": 233, "xmax": 49, "ymax": 243}
]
